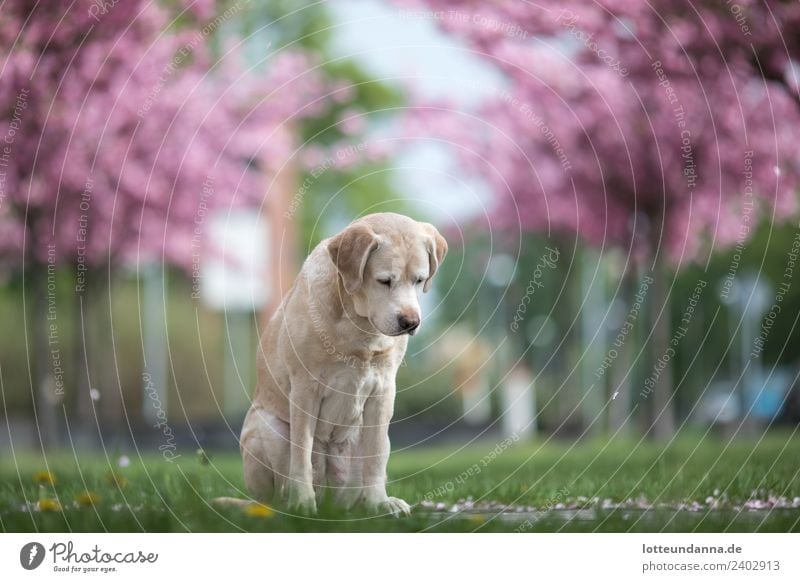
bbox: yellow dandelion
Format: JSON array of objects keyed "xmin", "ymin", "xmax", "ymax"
[
  {"xmin": 33, "ymin": 471, "xmax": 57, "ymax": 486},
  {"xmin": 105, "ymin": 472, "xmax": 128, "ymax": 489},
  {"xmin": 468, "ymin": 514, "xmax": 486, "ymax": 525},
  {"xmin": 76, "ymin": 491, "xmax": 101, "ymax": 507},
  {"xmin": 245, "ymin": 503, "xmax": 275, "ymax": 518},
  {"xmin": 38, "ymin": 498, "xmax": 62, "ymax": 512}
]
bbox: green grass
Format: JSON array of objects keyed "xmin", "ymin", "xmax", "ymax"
[{"xmin": 2, "ymin": 431, "xmax": 799, "ymax": 532}]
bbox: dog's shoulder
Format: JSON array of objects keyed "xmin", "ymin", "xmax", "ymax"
[{"xmin": 300, "ymin": 239, "xmax": 336, "ymax": 286}]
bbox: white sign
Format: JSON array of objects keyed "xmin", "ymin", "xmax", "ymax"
[{"xmin": 201, "ymin": 209, "xmax": 270, "ymax": 311}]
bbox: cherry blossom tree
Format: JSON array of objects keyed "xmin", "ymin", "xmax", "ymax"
[
  {"xmin": 0, "ymin": 0, "xmax": 331, "ymax": 444},
  {"xmin": 0, "ymin": 0, "xmax": 330, "ymax": 270},
  {"xmin": 397, "ymin": 0, "xmax": 800, "ymax": 438}
]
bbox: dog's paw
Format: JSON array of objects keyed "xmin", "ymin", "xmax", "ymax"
[
  {"xmin": 366, "ymin": 495, "xmax": 411, "ymax": 517},
  {"xmin": 289, "ymin": 498, "xmax": 317, "ymax": 515},
  {"xmin": 288, "ymin": 488, "xmax": 317, "ymax": 515},
  {"xmin": 383, "ymin": 496, "xmax": 412, "ymax": 517}
]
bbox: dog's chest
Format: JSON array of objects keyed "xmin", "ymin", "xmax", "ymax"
[{"xmin": 315, "ymin": 363, "xmax": 386, "ymax": 444}]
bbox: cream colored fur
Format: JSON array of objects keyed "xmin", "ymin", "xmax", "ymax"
[{"xmin": 239, "ymin": 212, "xmax": 447, "ymax": 516}]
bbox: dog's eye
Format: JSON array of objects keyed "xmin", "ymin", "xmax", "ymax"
[
  {"xmin": 377, "ymin": 278, "xmax": 392, "ymax": 286},
  {"xmin": 415, "ymin": 277, "xmax": 425, "ymax": 285}
]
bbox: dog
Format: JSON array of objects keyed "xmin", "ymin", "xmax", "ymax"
[{"xmin": 239, "ymin": 212, "xmax": 447, "ymax": 516}]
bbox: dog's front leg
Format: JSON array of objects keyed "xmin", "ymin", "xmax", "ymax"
[
  {"xmin": 360, "ymin": 389, "xmax": 410, "ymax": 517},
  {"xmin": 328, "ymin": 436, "xmax": 362, "ymax": 509},
  {"xmin": 287, "ymin": 378, "xmax": 320, "ymax": 514}
]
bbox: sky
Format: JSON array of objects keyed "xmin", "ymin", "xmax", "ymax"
[{"xmin": 327, "ymin": 0, "xmax": 506, "ymax": 223}]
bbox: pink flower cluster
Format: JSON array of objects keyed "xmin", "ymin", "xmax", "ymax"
[
  {"xmin": 0, "ymin": 0, "xmax": 331, "ymax": 271},
  {"xmin": 397, "ymin": 0, "xmax": 800, "ymax": 264}
]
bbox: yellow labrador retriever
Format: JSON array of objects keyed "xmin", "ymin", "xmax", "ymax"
[{"xmin": 240, "ymin": 213, "xmax": 447, "ymax": 515}]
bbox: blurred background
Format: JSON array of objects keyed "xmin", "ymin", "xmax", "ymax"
[{"xmin": 2, "ymin": 0, "xmax": 800, "ymax": 458}]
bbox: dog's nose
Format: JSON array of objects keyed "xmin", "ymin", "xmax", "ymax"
[{"xmin": 398, "ymin": 313, "xmax": 420, "ymax": 334}]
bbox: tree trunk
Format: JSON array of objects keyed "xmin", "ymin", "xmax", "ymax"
[
  {"xmin": 72, "ymin": 266, "xmax": 98, "ymax": 447},
  {"xmin": 647, "ymin": 251, "xmax": 676, "ymax": 441},
  {"xmin": 30, "ymin": 259, "xmax": 61, "ymax": 448},
  {"xmin": 142, "ymin": 263, "xmax": 169, "ymax": 425},
  {"xmin": 81, "ymin": 268, "xmax": 123, "ymax": 441},
  {"xmin": 608, "ymin": 261, "xmax": 636, "ymax": 435},
  {"xmin": 580, "ymin": 246, "xmax": 605, "ymax": 437}
]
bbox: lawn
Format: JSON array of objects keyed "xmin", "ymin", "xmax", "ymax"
[{"xmin": 1, "ymin": 430, "xmax": 799, "ymax": 532}]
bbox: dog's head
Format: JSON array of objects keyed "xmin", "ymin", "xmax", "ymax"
[{"xmin": 327, "ymin": 213, "xmax": 448, "ymax": 337}]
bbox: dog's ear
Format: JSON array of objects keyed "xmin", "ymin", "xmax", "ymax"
[
  {"xmin": 422, "ymin": 223, "xmax": 448, "ymax": 293},
  {"xmin": 328, "ymin": 223, "xmax": 380, "ymax": 294}
]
